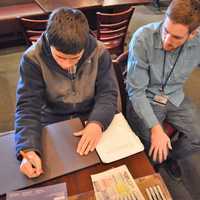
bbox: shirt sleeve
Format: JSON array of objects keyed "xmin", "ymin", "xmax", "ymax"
[{"xmin": 126, "ymin": 33, "xmax": 159, "ymax": 129}]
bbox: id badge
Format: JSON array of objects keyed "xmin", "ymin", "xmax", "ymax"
[{"xmin": 153, "ymin": 94, "xmax": 168, "ymax": 106}]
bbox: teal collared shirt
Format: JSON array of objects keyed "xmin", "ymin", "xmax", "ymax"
[{"xmin": 127, "ymin": 22, "xmax": 200, "ymax": 128}]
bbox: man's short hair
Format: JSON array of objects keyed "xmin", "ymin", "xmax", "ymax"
[
  {"xmin": 46, "ymin": 7, "xmax": 89, "ymax": 54},
  {"xmin": 166, "ymin": 0, "xmax": 200, "ymax": 32}
]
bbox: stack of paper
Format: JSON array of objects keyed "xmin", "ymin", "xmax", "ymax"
[
  {"xmin": 91, "ymin": 165, "xmax": 145, "ymax": 200},
  {"xmin": 96, "ymin": 113, "xmax": 144, "ymax": 163}
]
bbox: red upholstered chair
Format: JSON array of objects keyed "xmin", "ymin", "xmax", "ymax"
[
  {"xmin": 112, "ymin": 51, "xmax": 176, "ymax": 137},
  {"xmin": 163, "ymin": 121, "xmax": 176, "ymax": 137},
  {"xmin": 18, "ymin": 14, "xmax": 49, "ymax": 46},
  {"xmin": 96, "ymin": 7, "xmax": 134, "ymax": 57}
]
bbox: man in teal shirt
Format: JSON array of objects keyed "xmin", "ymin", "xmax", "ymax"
[{"xmin": 127, "ymin": 0, "xmax": 200, "ymax": 198}]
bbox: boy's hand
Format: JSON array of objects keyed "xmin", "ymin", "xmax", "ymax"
[
  {"xmin": 74, "ymin": 122, "xmax": 102, "ymax": 155},
  {"xmin": 20, "ymin": 151, "xmax": 43, "ymax": 178}
]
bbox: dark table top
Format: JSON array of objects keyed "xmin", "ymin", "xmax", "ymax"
[
  {"xmin": 35, "ymin": 0, "xmax": 152, "ymax": 12},
  {"xmin": 35, "ymin": 0, "xmax": 102, "ymax": 12},
  {"xmin": 0, "ymin": 151, "xmax": 154, "ymax": 200}
]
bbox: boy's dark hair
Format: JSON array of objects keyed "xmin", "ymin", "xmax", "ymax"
[
  {"xmin": 166, "ymin": 0, "xmax": 200, "ymax": 33},
  {"xmin": 46, "ymin": 7, "xmax": 89, "ymax": 54}
]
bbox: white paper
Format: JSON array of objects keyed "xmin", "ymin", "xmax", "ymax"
[{"xmin": 96, "ymin": 113, "xmax": 144, "ymax": 163}]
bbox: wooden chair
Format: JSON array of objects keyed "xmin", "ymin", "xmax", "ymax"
[
  {"xmin": 112, "ymin": 51, "xmax": 128, "ymax": 116},
  {"xmin": 96, "ymin": 7, "xmax": 134, "ymax": 57},
  {"xmin": 18, "ymin": 14, "xmax": 49, "ymax": 46},
  {"xmin": 113, "ymin": 51, "xmax": 176, "ymax": 137}
]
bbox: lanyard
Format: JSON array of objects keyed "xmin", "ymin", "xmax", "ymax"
[{"xmin": 160, "ymin": 45, "xmax": 184, "ymax": 93}]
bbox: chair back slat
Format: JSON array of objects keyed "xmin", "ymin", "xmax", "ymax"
[
  {"xmin": 100, "ymin": 19, "xmax": 129, "ymax": 29},
  {"xmin": 100, "ymin": 26, "xmax": 126, "ymax": 34},
  {"xmin": 99, "ymin": 34, "xmax": 125, "ymax": 43},
  {"xmin": 26, "ymin": 30, "xmax": 44, "ymax": 36}
]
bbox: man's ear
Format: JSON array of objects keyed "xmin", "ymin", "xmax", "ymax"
[{"xmin": 188, "ymin": 27, "xmax": 200, "ymax": 40}]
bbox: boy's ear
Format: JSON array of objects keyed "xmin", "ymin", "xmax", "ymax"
[{"xmin": 188, "ymin": 27, "xmax": 200, "ymax": 40}]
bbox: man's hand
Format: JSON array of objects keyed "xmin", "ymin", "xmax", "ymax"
[
  {"xmin": 20, "ymin": 151, "xmax": 43, "ymax": 178},
  {"xmin": 149, "ymin": 123, "xmax": 172, "ymax": 163},
  {"xmin": 73, "ymin": 122, "xmax": 103, "ymax": 155}
]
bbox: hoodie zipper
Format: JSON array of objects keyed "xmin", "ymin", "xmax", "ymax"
[{"xmin": 70, "ymin": 72, "xmax": 76, "ymax": 110}]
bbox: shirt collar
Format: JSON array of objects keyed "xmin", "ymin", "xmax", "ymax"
[{"xmin": 153, "ymin": 22, "xmax": 163, "ymax": 49}]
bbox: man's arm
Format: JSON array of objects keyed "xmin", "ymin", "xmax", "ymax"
[
  {"xmin": 75, "ymin": 49, "xmax": 118, "ymax": 155},
  {"xmin": 15, "ymin": 55, "xmax": 45, "ymax": 160},
  {"xmin": 88, "ymin": 49, "xmax": 118, "ymax": 130},
  {"xmin": 127, "ymin": 33, "xmax": 171, "ymax": 163},
  {"xmin": 127, "ymin": 34, "xmax": 159, "ymax": 129}
]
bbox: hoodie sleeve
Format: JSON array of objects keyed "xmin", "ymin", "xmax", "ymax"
[
  {"xmin": 15, "ymin": 55, "xmax": 45, "ymax": 160},
  {"xmin": 88, "ymin": 49, "xmax": 118, "ymax": 130}
]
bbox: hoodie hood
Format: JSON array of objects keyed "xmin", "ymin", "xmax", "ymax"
[{"xmin": 40, "ymin": 33, "xmax": 97, "ymax": 77}]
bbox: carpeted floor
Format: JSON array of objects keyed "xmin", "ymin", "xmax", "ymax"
[{"xmin": 0, "ymin": 46, "xmax": 25, "ymax": 132}]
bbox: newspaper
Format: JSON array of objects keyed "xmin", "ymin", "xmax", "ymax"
[{"xmin": 91, "ymin": 165, "xmax": 145, "ymax": 200}]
